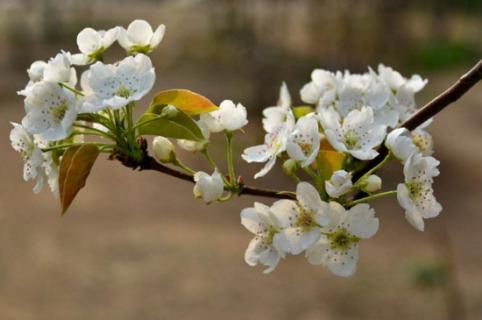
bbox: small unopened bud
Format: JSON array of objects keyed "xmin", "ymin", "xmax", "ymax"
[
  {"xmin": 361, "ymin": 174, "xmax": 382, "ymax": 193},
  {"xmin": 160, "ymin": 105, "xmax": 179, "ymax": 119},
  {"xmin": 153, "ymin": 136, "xmax": 176, "ymax": 163},
  {"xmin": 282, "ymin": 159, "xmax": 299, "ymax": 177}
]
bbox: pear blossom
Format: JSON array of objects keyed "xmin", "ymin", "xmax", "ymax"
[
  {"xmin": 325, "ymin": 170, "xmax": 353, "ymax": 198},
  {"xmin": 19, "ymin": 52, "xmax": 77, "ymax": 96},
  {"xmin": 10, "ymin": 124, "xmax": 59, "ymax": 196},
  {"xmin": 177, "ymin": 119, "xmax": 210, "ymax": 152},
  {"xmin": 411, "ymin": 119, "xmax": 434, "ymax": 156},
  {"xmin": 118, "ymin": 19, "xmax": 165, "ymax": 54},
  {"xmin": 320, "ymin": 106, "xmax": 386, "ymax": 160},
  {"xmin": 286, "ymin": 115, "xmax": 321, "ymax": 167},
  {"xmin": 10, "ymin": 123, "xmax": 44, "ymax": 188},
  {"xmin": 262, "ymin": 82, "xmax": 295, "ymax": 133},
  {"xmin": 397, "ymin": 154, "xmax": 442, "ymax": 231},
  {"xmin": 21, "ymin": 81, "xmax": 79, "ymax": 141},
  {"xmin": 300, "ymin": 69, "xmax": 341, "ymax": 107},
  {"xmin": 80, "ymin": 54, "xmax": 155, "ymax": 112},
  {"xmin": 152, "ymin": 136, "xmax": 175, "ymax": 163},
  {"xmin": 378, "ymin": 64, "xmax": 427, "ymax": 122},
  {"xmin": 306, "ymin": 202, "xmax": 379, "ymax": 277},
  {"xmin": 241, "ymin": 202, "xmax": 286, "ymax": 273},
  {"xmin": 242, "ymin": 123, "xmax": 290, "ymax": 178},
  {"xmin": 193, "ymin": 171, "xmax": 224, "ymax": 203},
  {"xmin": 385, "ymin": 127, "xmax": 418, "ymax": 163},
  {"xmin": 271, "ymin": 182, "xmax": 330, "ymax": 255},
  {"xmin": 200, "ymin": 100, "xmax": 248, "ymax": 133},
  {"xmin": 74, "ymin": 27, "xmax": 119, "ymax": 64}
]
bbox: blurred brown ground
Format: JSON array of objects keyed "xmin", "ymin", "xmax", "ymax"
[{"xmin": 0, "ymin": 1, "xmax": 481, "ymax": 319}]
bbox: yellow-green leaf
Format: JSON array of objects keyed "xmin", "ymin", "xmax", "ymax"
[
  {"xmin": 314, "ymin": 140, "xmax": 345, "ymax": 180},
  {"xmin": 59, "ymin": 144, "xmax": 100, "ymax": 215},
  {"xmin": 150, "ymin": 89, "xmax": 218, "ymax": 115},
  {"xmin": 292, "ymin": 105, "xmax": 314, "ymax": 120},
  {"xmin": 137, "ymin": 105, "xmax": 205, "ymax": 141}
]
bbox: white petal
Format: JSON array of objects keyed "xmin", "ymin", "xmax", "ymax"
[
  {"xmin": 296, "ymin": 182, "xmax": 327, "ymax": 215},
  {"xmin": 127, "ymin": 19, "xmax": 153, "ymax": 45},
  {"xmin": 345, "ymin": 204, "xmax": 379, "ymax": 239},
  {"xmin": 77, "ymin": 27, "xmax": 101, "ymax": 54},
  {"xmin": 273, "ymin": 227, "xmax": 320, "ymax": 255},
  {"xmin": 270, "ymin": 199, "xmax": 298, "ymax": 228},
  {"xmin": 150, "ymin": 24, "xmax": 166, "ymax": 48},
  {"xmin": 324, "ymin": 244, "xmax": 359, "ymax": 277}
]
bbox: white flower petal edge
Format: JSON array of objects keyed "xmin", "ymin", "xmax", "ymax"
[
  {"xmin": 193, "ymin": 171, "xmax": 224, "ymax": 204},
  {"xmin": 397, "ymin": 153, "xmax": 442, "ymax": 231},
  {"xmin": 80, "ymin": 54, "xmax": 155, "ymax": 112},
  {"xmin": 76, "ymin": 27, "xmax": 119, "ymax": 63},
  {"xmin": 241, "ymin": 203, "xmax": 286, "ymax": 273},
  {"xmin": 306, "ymin": 202, "xmax": 379, "ymax": 277}
]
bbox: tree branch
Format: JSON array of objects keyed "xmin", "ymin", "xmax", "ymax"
[
  {"xmin": 127, "ymin": 59, "xmax": 481, "ymax": 200},
  {"xmin": 138, "ymin": 155, "xmax": 294, "ymax": 199}
]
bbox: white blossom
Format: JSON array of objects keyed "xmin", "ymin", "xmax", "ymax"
[
  {"xmin": 411, "ymin": 119, "xmax": 434, "ymax": 156},
  {"xmin": 118, "ymin": 19, "xmax": 165, "ymax": 53},
  {"xmin": 378, "ymin": 64, "xmax": 427, "ymax": 122},
  {"xmin": 300, "ymin": 69, "xmax": 341, "ymax": 107},
  {"xmin": 262, "ymin": 82, "xmax": 295, "ymax": 133},
  {"xmin": 22, "ymin": 81, "xmax": 79, "ymax": 141},
  {"xmin": 200, "ymin": 100, "xmax": 248, "ymax": 133},
  {"xmin": 74, "ymin": 27, "xmax": 119, "ymax": 64},
  {"xmin": 271, "ymin": 182, "xmax": 330, "ymax": 255},
  {"xmin": 286, "ymin": 115, "xmax": 321, "ymax": 167},
  {"xmin": 397, "ymin": 154, "xmax": 442, "ymax": 231},
  {"xmin": 320, "ymin": 106, "xmax": 386, "ymax": 160},
  {"xmin": 241, "ymin": 202, "xmax": 286, "ymax": 273},
  {"xmin": 306, "ymin": 202, "xmax": 379, "ymax": 277},
  {"xmin": 80, "ymin": 54, "xmax": 155, "ymax": 112},
  {"xmin": 193, "ymin": 171, "xmax": 224, "ymax": 203},
  {"xmin": 385, "ymin": 127, "xmax": 418, "ymax": 163},
  {"xmin": 325, "ymin": 170, "xmax": 353, "ymax": 198},
  {"xmin": 242, "ymin": 123, "xmax": 290, "ymax": 179}
]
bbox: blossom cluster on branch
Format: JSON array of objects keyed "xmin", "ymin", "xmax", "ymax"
[{"xmin": 10, "ymin": 19, "xmax": 447, "ymax": 277}]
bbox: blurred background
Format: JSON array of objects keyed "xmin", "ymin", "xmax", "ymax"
[{"xmin": 0, "ymin": 0, "xmax": 481, "ymax": 319}]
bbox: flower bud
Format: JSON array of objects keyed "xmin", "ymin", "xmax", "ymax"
[
  {"xmin": 160, "ymin": 105, "xmax": 179, "ymax": 119},
  {"xmin": 153, "ymin": 136, "xmax": 175, "ymax": 163},
  {"xmin": 282, "ymin": 159, "xmax": 299, "ymax": 177},
  {"xmin": 193, "ymin": 171, "xmax": 224, "ymax": 203},
  {"xmin": 361, "ymin": 174, "xmax": 382, "ymax": 193}
]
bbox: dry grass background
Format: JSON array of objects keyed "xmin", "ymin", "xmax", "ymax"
[{"xmin": 0, "ymin": 1, "xmax": 481, "ymax": 319}]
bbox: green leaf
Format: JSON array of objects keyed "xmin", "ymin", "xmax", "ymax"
[
  {"xmin": 59, "ymin": 144, "xmax": 100, "ymax": 215},
  {"xmin": 137, "ymin": 105, "xmax": 205, "ymax": 141},
  {"xmin": 151, "ymin": 89, "xmax": 218, "ymax": 115},
  {"xmin": 292, "ymin": 106, "xmax": 314, "ymax": 120}
]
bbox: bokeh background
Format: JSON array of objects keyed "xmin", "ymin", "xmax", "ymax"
[{"xmin": 0, "ymin": 0, "xmax": 481, "ymax": 319}]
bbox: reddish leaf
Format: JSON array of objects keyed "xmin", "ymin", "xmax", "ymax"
[{"xmin": 59, "ymin": 144, "xmax": 100, "ymax": 215}]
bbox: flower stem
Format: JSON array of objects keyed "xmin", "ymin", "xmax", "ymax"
[
  {"xmin": 173, "ymin": 159, "xmax": 196, "ymax": 175},
  {"xmin": 225, "ymin": 131, "xmax": 237, "ymax": 187},
  {"xmin": 347, "ymin": 190, "xmax": 397, "ymax": 207},
  {"xmin": 74, "ymin": 123, "xmax": 116, "ymax": 140},
  {"xmin": 58, "ymin": 82, "xmax": 84, "ymax": 96},
  {"xmin": 354, "ymin": 152, "xmax": 392, "ymax": 187},
  {"xmin": 41, "ymin": 142, "xmax": 115, "ymax": 152}
]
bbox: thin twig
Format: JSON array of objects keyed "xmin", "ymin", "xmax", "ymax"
[{"xmin": 126, "ymin": 59, "xmax": 482, "ymax": 200}]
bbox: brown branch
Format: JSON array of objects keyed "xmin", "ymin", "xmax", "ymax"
[
  {"xmin": 126, "ymin": 59, "xmax": 481, "ymax": 200},
  {"xmin": 138, "ymin": 155, "xmax": 294, "ymax": 199},
  {"xmin": 353, "ymin": 59, "xmax": 482, "ymax": 180}
]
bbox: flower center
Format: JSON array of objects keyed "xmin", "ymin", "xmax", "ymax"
[
  {"xmin": 411, "ymin": 132, "xmax": 430, "ymax": 152},
  {"xmin": 299, "ymin": 142, "xmax": 312, "ymax": 155},
  {"xmin": 51, "ymin": 100, "xmax": 69, "ymax": 122},
  {"xmin": 406, "ymin": 181, "xmax": 423, "ymax": 200},
  {"xmin": 344, "ymin": 130, "xmax": 359, "ymax": 149},
  {"xmin": 117, "ymin": 86, "xmax": 132, "ymax": 98},
  {"xmin": 328, "ymin": 228, "xmax": 359, "ymax": 251},
  {"xmin": 265, "ymin": 225, "xmax": 279, "ymax": 245},
  {"xmin": 296, "ymin": 207, "xmax": 315, "ymax": 229}
]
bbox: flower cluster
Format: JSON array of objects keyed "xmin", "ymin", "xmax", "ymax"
[
  {"xmin": 10, "ymin": 19, "xmax": 443, "ymax": 278},
  {"xmin": 240, "ymin": 66, "xmax": 441, "ymax": 276}
]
